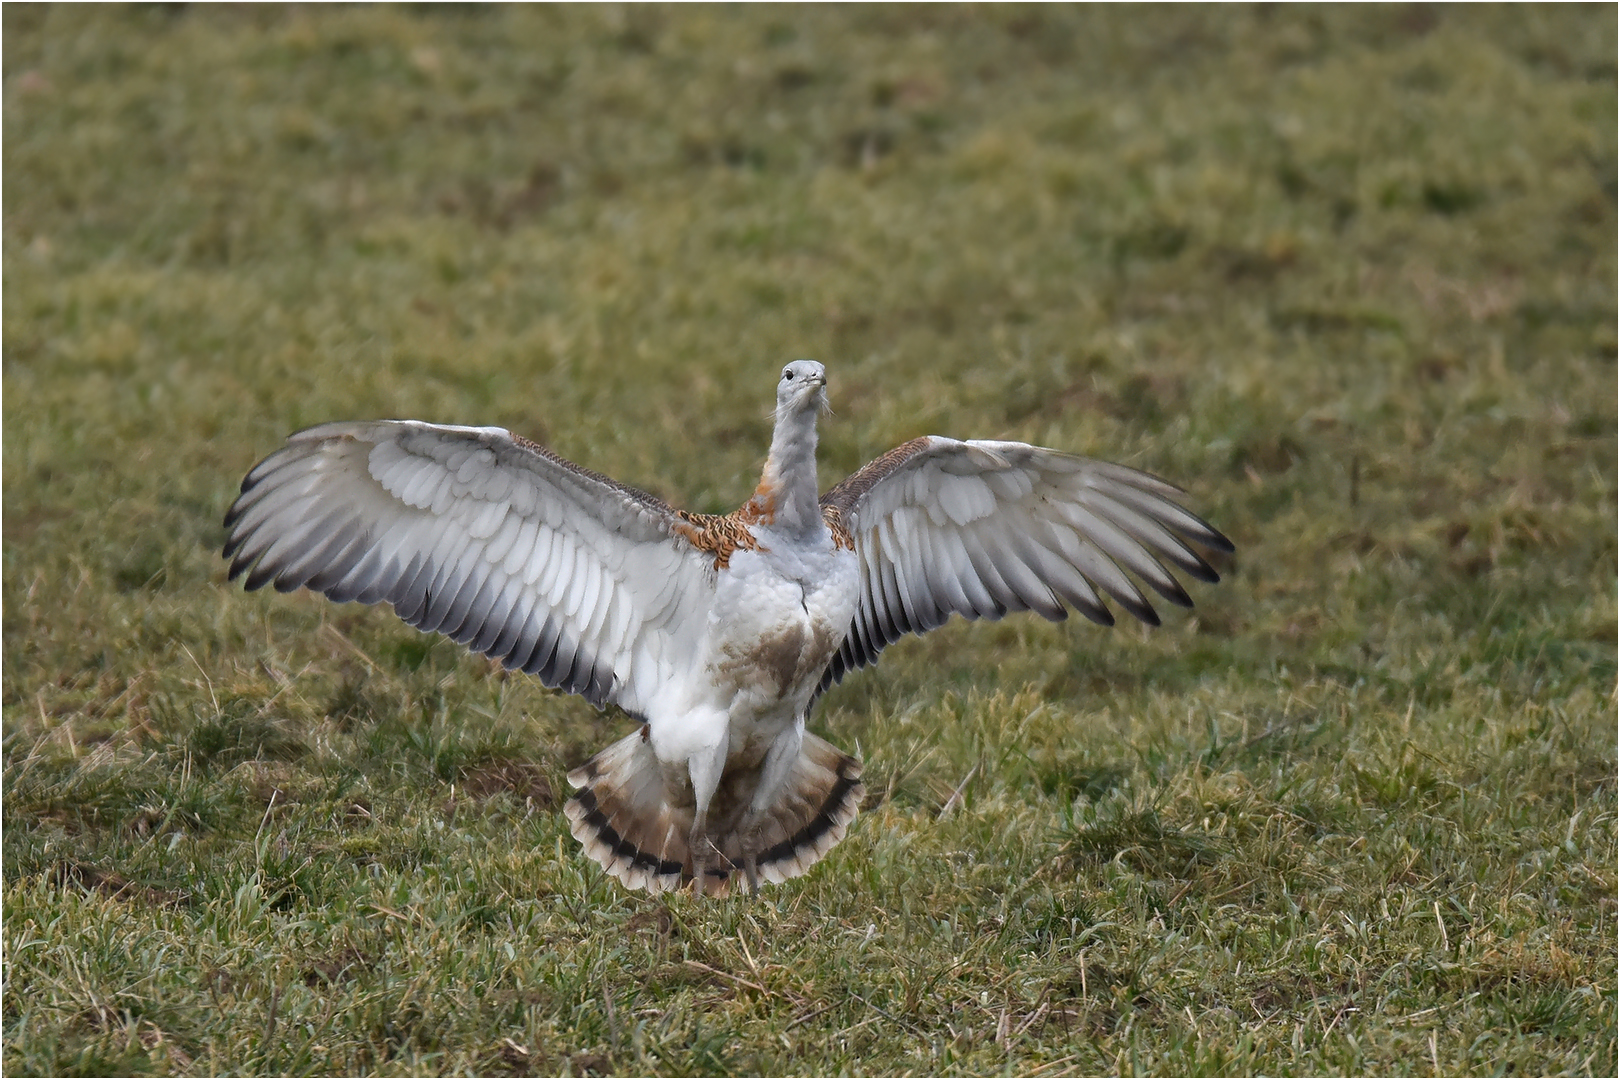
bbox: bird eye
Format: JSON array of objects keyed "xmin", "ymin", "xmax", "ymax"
[{"xmin": 783, "ymin": 370, "xmax": 794, "ymax": 380}]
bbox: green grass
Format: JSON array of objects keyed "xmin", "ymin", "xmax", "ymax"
[{"xmin": 4, "ymin": 4, "xmax": 1615, "ymax": 1075}]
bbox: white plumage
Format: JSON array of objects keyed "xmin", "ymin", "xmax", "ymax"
[{"xmin": 224, "ymin": 361, "xmax": 1232, "ymax": 895}]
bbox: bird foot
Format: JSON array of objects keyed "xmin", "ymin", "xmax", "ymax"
[{"xmin": 688, "ymin": 831, "xmax": 732, "ymax": 897}]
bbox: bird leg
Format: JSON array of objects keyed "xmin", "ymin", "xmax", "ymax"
[
  {"xmin": 689, "ymin": 811, "xmax": 712, "ymax": 897},
  {"xmin": 687, "ymin": 826, "xmax": 737, "ymax": 897},
  {"xmin": 685, "ymin": 739, "xmax": 728, "ymax": 898}
]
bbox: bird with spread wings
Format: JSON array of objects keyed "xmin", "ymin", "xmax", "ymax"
[{"xmin": 223, "ymin": 361, "xmax": 1232, "ymax": 896}]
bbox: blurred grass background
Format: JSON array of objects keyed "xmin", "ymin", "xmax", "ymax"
[{"xmin": 3, "ymin": 4, "xmax": 1615, "ymax": 1076}]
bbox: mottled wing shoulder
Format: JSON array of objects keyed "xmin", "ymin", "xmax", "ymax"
[
  {"xmin": 505, "ymin": 430, "xmax": 687, "ymax": 525},
  {"xmin": 819, "ymin": 435, "xmax": 939, "ymax": 518},
  {"xmin": 671, "ymin": 510, "xmax": 766, "ymax": 571}
]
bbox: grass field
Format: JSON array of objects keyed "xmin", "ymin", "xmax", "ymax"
[{"xmin": 3, "ymin": 5, "xmax": 1615, "ymax": 1076}]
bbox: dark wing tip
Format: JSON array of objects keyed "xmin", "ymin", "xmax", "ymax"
[
  {"xmin": 1150, "ymin": 577, "xmax": 1196, "ymax": 609},
  {"xmin": 1180, "ymin": 551, "xmax": 1221, "ymax": 585},
  {"xmin": 1129, "ymin": 602, "xmax": 1162, "ymax": 628},
  {"xmin": 1187, "ymin": 523, "xmax": 1235, "ymax": 583},
  {"xmin": 242, "ymin": 559, "xmax": 282, "ymax": 593},
  {"xmin": 1074, "ymin": 600, "xmax": 1115, "ymax": 628}
]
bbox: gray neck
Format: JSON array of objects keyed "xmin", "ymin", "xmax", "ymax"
[{"xmin": 750, "ymin": 404, "xmax": 822, "ymax": 532}]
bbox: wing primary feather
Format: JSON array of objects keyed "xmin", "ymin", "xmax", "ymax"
[
  {"xmin": 225, "ymin": 455, "xmax": 323, "ymax": 528},
  {"xmin": 227, "ymin": 491, "xmax": 329, "ymax": 577},
  {"xmin": 1076, "ymin": 458, "xmax": 1189, "ymax": 499},
  {"xmin": 258, "ymin": 506, "xmax": 355, "ymax": 585},
  {"xmin": 546, "ymin": 626, "xmax": 583, "ymax": 690},
  {"xmin": 446, "ymin": 570, "xmax": 504, "ymax": 646},
  {"xmin": 426, "ymin": 553, "xmax": 490, "ymax": 635},
  {"xmin": 1100, "ymin": 484, "xmax": 1235, "ymax": 553},
  {"xmin": 389, "ymin": 548, "xmax": 440, "ymax": 623},
  {"xmin": 518, "ymin": 614, "xmax": 564, "ymax": 678},
  {"xmin": 1044, "ymin": 524, "xmax": 1159, "ymax": 625},
  {"xmin": 1092, "ymin": 499, "xmax": 1223, "ymax": 583},
  {"xmin": 301, "ymin": 526, "xmax": 376, "ymax": 595},
  {"xmin": 246, "ymin": 517, "xmax": 355, "ymax": 592},
  {"xmin": 956, "ymin": 529, "xmax": 1025, "ymax": 615},
  {"xmin": 477, "ymin": 582, "xmax": 526, "ymax": 658},
  {"xmin": 420, "ymin": 542, "xmax": 482, "ymax": 631},
  {"xmin": 1021, "ymin": 533, "xmax": 1116, "ymax": 626},
  {"xmin": 1061, "ymin": 503, "xmax": 1193, "ymax": 607},
  {"xmin": 997, "ymin": 533, "xmax": 1069, "ymax": 621}
]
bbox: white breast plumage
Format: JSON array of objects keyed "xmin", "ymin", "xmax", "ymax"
[{"xmin": 707, "ymin": 542, "xmax": 857, "ymax": 706}]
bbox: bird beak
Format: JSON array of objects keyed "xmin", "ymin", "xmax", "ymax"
[{"xmin": 813, "ymin": 379, "xmax": 831, "ymax": 414}]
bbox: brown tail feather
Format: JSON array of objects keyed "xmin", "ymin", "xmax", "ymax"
[
  {"xmin": 564, "ymin": 731, "xmax": 690, "ymax": 894},
  {"xmin": 564, "ymin": 729, "xmax": 864, "ymax": 895},
  {"xmin": 723, "ymin": 732, "xmax": 864, "ymax": 887}
]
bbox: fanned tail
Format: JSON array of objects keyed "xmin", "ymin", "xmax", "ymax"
[
  {"xmin": 716, "ymin": 732, "xmax": 865, "ymax": 888},
  {"xmin": 564, "ymin": 729, "xmax": 865, "ymax": 896},
  {"xmin": 564, "ymin": 730, "xmax": 690, "ymax": 895}
]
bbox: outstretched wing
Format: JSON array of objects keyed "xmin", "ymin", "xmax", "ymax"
[
  {"xmin": 223, "ymin": 420, "xmax": 716, "ymax": 714},
  {"xmin": 817, "ymin": 436, "xmax": 1234, "ymax": 692}
]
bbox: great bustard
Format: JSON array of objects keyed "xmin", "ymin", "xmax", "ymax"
[{"xmin": 224, "ymin": 361, "xmax": 1232, "ymax": 895}]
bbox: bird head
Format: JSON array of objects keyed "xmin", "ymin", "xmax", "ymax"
[{"xmin": 777, "ymin": 359, "xmax": 828, "ymax": 417}]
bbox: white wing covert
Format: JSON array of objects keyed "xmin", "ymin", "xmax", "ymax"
[
  {"xmin": 223, "ymin": 421, "xmax": 715, "ymax": 715},
  {"xmin": 818, "ymin": 436, "xmax": 1234, "ymax": 693}
]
